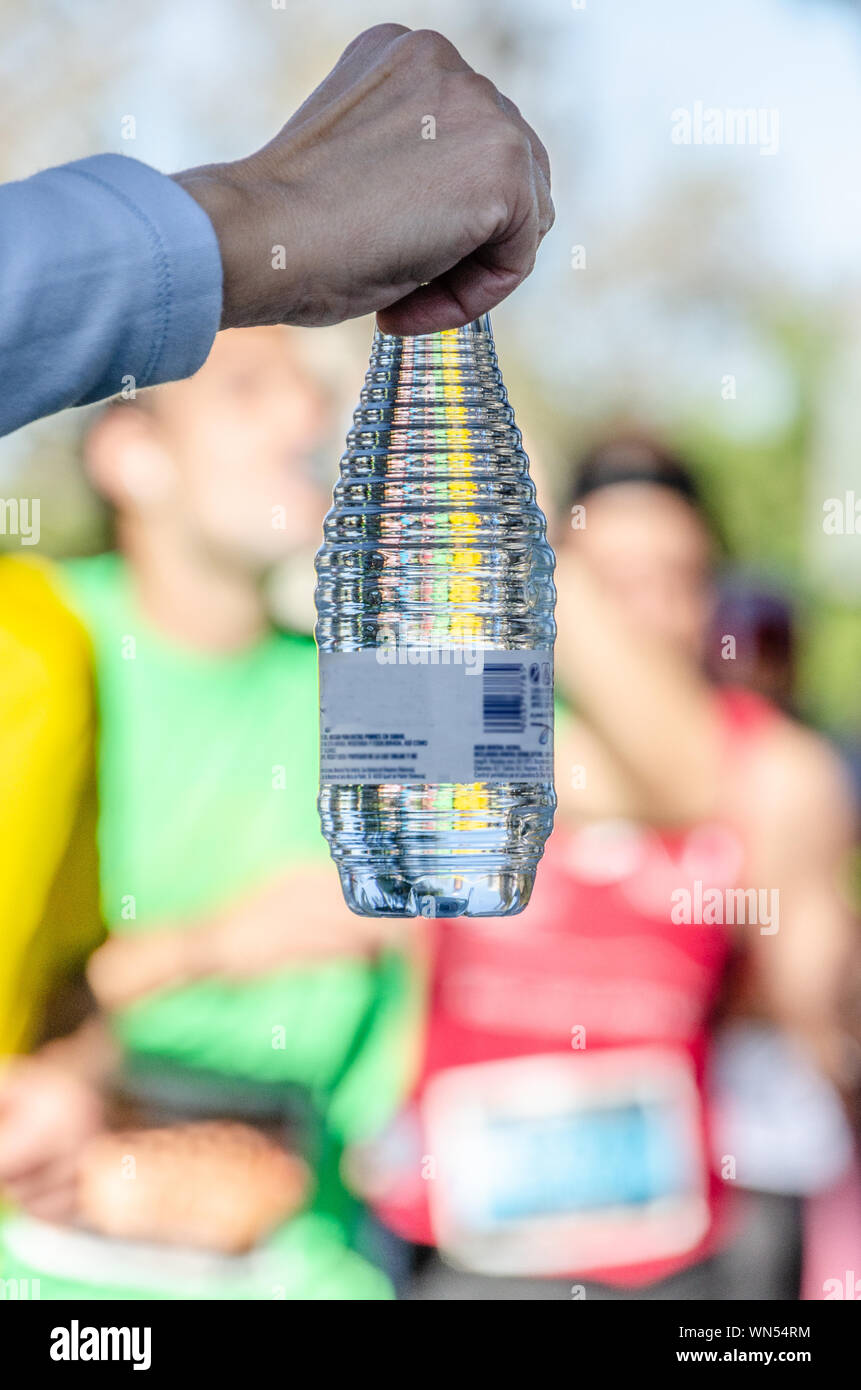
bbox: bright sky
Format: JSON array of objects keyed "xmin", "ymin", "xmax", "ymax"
[{"xmin": 571, "ymin": 0, "xmax": 861, "ymax": 289}]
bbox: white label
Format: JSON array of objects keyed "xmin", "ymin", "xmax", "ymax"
[
  {"xmin": 319, "ymin": 647, "xmax": 553, "ymax": 786},
  {"xmin": 423, "ymin": 1048, "xmax": 709, "ymax": 1276}
]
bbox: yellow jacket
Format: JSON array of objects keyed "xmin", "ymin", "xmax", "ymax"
[{"xmin": 0, "ymin": 556, "xmax": 102, "ymax": 1055}]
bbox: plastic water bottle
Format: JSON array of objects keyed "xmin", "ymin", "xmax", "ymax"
[{"xmin": 315, "ymin": 314, "xmax": 555, "ymax": 917}]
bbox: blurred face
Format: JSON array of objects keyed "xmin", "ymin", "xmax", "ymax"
[
  {"xmin": 567, "ymin": 483, "xmax": 714, "ymax": 657},
  {"xmin": 146, "ymin": 327, "xmax": 328, "ymax": 569}
]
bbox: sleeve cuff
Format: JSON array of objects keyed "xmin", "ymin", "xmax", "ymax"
[{"xmin": 59, "ymin": 153, "xmax": 224, "ymax": 394}]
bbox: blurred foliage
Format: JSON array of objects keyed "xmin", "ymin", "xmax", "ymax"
[{"xmin": 677, "ymin": 312, "xmax": 861, "ymax": 737}]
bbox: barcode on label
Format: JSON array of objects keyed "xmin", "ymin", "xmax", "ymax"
[{"xmin": 482, "ymin": 662, "xmax": 526, "ymax": 733}]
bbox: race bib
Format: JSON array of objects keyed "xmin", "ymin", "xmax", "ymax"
[{"xmin": 423, "ymin": 1047, "xmax": 710, "ymax": 1276}]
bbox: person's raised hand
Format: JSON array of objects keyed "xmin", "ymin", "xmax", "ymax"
[{"xmin": 172, "ymin": 24, "xmax": 553, "ymax": 335}]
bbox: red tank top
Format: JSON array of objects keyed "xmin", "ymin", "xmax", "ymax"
[{"xmin": 370, "ymin": 688, "xmax": 776, "ymax": 1285}]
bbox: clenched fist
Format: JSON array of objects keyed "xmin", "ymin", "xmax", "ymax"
[{"xmin": 173, "ymin": 24, "xmax": 553, "ymax": 335}]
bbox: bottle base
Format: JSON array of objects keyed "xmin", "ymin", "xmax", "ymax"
[{"xmin": 337, "ymin": 867, "xmax": 537, "ymax": 918}]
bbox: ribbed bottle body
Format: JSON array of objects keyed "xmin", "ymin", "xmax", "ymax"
[{"xmin": 315, "ymin": 316, "xmax": 555, "ymax": 917}]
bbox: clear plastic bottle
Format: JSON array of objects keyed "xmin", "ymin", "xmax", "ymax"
[{"xmin": 315, "ymin": 314, "xmax": 555, "ymax": 917}]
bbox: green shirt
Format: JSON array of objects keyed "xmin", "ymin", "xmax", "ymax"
[{"xmin": 61, "ymin": 554, "xmax": 415, "ymax": 1144}]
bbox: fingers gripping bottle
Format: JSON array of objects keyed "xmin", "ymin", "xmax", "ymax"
[{"xmin": 315, "ymin": 315, "xmax": 555, "ymax": 918}]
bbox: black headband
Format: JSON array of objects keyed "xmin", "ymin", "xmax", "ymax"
[{"xmin": 569, "ymin": 451, "xmax": 702, "ymax": 510}]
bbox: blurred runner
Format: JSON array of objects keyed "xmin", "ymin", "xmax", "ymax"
[
  {"xmin": 704, "ymin": 572, "xmax": 861, "ymax": 1298},
  {"xmin": 353, "ymin": 436, "xmax": 857, "ymax": 1299},
  {"xmin": 0, "ymin": 328, "xmax": 419, "ymax": 1299},
  {"xmin": 706, "ymin": 578, "xmax": 797, "ymax": 713}
]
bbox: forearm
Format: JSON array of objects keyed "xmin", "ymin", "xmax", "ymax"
[
  {"xmin": 36, "ymin": 1015, "xmax": 120, "ymax": 1088},
  {"xmin": 170, "ymin": 165, "xmax": 268, "ymax": 331},
  {"xmin": 762, "ymin": 942, "xmax": 858, "ymax": 1102},
  {"xmin": 1, "ymin": 27, "xmax": 551, "ymax": 437},
  {"xmin": 201, "ymin": 867, "xmax": 408, "ymax": 974},
  {"xmin": 0, "ymin": 156, "xmax": 221, "ymax": 437},
  {"xmin": 87, "ymin": 867, "xmax": 411, "ymax": 1011}
]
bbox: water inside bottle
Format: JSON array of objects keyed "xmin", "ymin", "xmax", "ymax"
[{"xmin": 315, "ymin": 315, "xmax": 556, "ymax": 917}]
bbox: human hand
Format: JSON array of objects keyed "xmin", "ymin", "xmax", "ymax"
[
  {"xmin": 173, "ymin": 24, "xmax": 553, "ymax": 335},
  {"xmin": 0, "ymin": 1058, "xmax": 104, "ymax": 1222}
]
